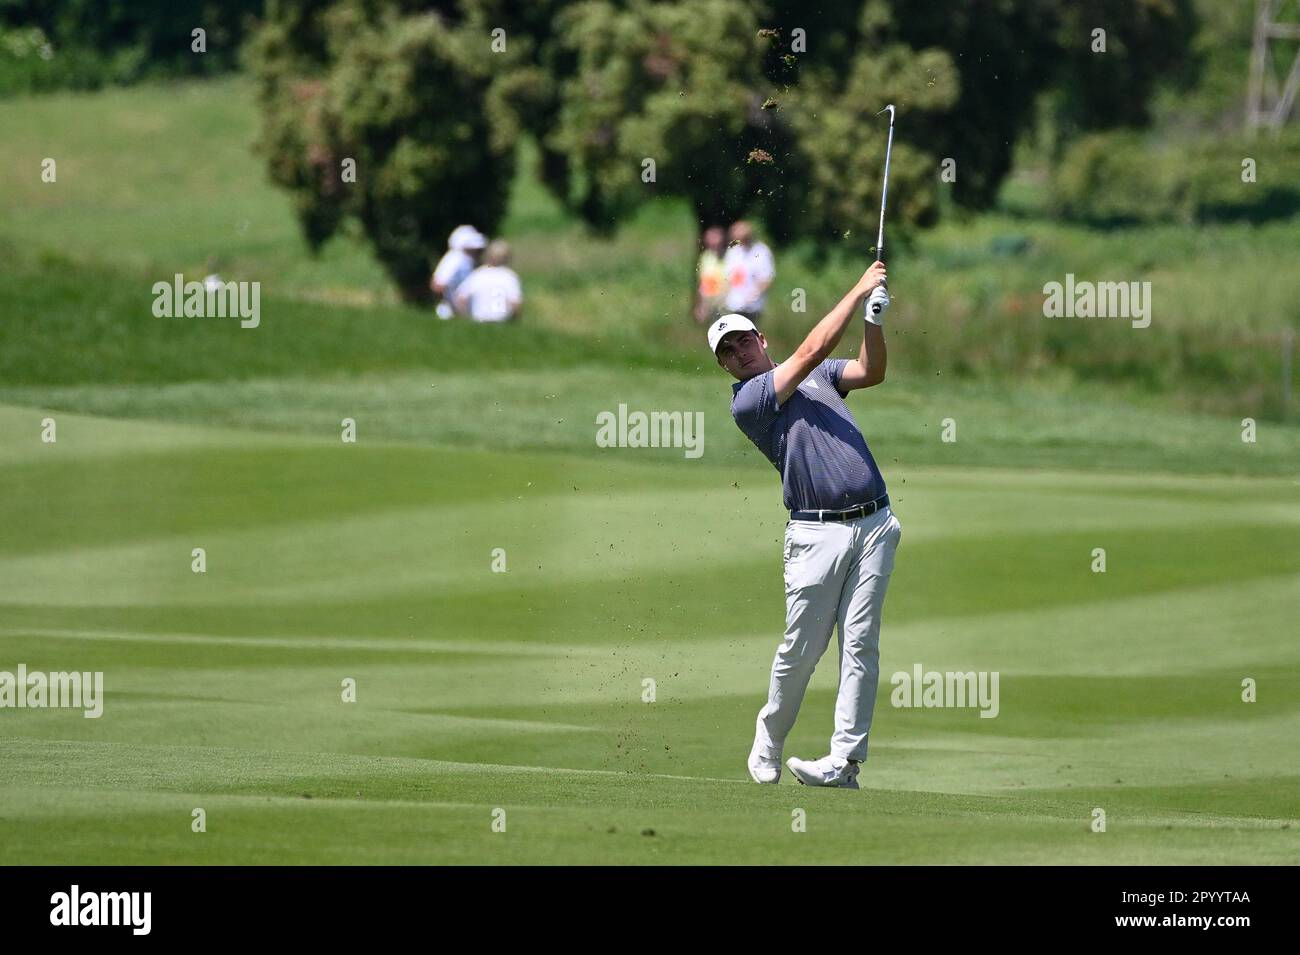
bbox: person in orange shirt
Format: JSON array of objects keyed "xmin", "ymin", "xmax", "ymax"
[{"xmin": 693, "ymin": 226, "xmax": 729, "ymax": 324}]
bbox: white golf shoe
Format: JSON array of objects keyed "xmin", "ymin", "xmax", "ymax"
[
  {"xmin": 786, "ymin": 754, "xmax": 860, "ymax": 789},
  {"xmin": 748, "ymin": 723, "xmax": 781, "ymax": 784}
]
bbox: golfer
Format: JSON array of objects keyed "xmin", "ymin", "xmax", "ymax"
[{"xmin": 709, "ymin": 261, "xmax": 900, "ymax": 789}]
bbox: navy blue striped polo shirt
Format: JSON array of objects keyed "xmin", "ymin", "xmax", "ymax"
[{"xmin": 731, "ymin": 358, "xmax": 887, "ymax": 512}]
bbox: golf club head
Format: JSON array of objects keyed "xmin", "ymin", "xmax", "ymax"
[{"xmin": 878, "ymin": 104, "xmax": 895, "ymax": 124}]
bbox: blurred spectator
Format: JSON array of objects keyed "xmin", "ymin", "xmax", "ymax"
[
  {"xmin": 431, "ymin": 225, "xmax": 487, "ymax": 319},
  {"xmin": 453, "ymin": 240, "xmax": 522, "ymax": 323},
  {"xmin": 202, "ymin": 254, "xmax": 223, "ymax": 292},
  {"xmin": 693, "ymin": 225, "xmax": 728, "ymax": 324},
  {"xmin": 723, "ymin": 220, "xmax": 775, "ymax": 324}
]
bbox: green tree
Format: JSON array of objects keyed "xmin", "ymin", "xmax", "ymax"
[
  {"xmin": 1049, "ymin": 0, "xmax": 1198, "ymax": 136},
  {"xmin": 539, "ymin": 0, "xmax": 780, "ymax": 233},
  {"xmin": 761, "ymin": 0, "xmax": 1196, "ymax": 209},
  {"xmin": 247, "ymin": 0, "xmax": 515, "ymax": 302},
  {"xmin": 249, "ymin": 0, "xmax": 1197, "ymax": 302},
  {"xmin": 0, "ymin": 0, "xmax": 262, "ymax": 92},
  {"xmin": 499, "ymin": 0, "xmax": 957, "ymax": 257}
]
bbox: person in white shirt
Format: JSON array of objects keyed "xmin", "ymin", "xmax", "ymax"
[
  {"xmin": 453, "ymin": 240, "xmax": 522, "ymax": 323},
  {"xmin": 202, "ymin": 254, "xmax": 223, "ymax": 293},
  {"xmin": 722, "ymin": 220, "xmax": 775, "ymax": 324},
  {"xmin": 431, "ymin": 225, "xmax": 487, "ymax": 319}
]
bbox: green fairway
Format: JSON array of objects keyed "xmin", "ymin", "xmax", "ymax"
[
  {"xmin": 1, "ymin": 404, "xmax": 1296, "ymax": 864},
  {"xmin": 1, "ymin": 72, "xmax": 1297, "ymax": 866}
]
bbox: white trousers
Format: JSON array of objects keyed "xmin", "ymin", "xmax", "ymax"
[{"xmin": 755, "ymin": 507, "xmax": 901, "ymax": 763}]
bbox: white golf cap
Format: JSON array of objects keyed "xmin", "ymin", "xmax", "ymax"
[
  {"xmin": 448, "ymin": 225, "xmax": 488, "ymax": 250},
  {"xmin": 707, "ymin": 313, "xmax": 758, "ymax": 355}
]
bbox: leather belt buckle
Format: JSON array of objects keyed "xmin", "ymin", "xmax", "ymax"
[{"xmin": 790, "ymin": 494, "xmax": 889, "ymax": 523}]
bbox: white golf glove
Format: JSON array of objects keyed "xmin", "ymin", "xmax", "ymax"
[{"xmin": 864, "ymin": 284, "xmax": 890, "ymax": 324}]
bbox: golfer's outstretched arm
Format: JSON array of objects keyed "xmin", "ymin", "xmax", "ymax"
[
  {"xmin": 773, "ymin": 262, "xmax": 886, "ymax": 405},
  {"xmin": 838, "ymin": 318, "xmax": 887, "ymax": 391}
]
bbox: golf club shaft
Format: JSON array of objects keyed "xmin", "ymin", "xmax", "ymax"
[
  {"xmin": 869, "ymin": 105, "xmax": 896, "ymax": 317},
  {"xmin": 875, "ymin": 105, "xmax": 895, "ymax": 264}
]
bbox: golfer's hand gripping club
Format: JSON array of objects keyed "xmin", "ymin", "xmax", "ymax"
[
  {"xmin": 866, "ymin": 283, "xmax": 890, "ymax": 322},
  {"xmin": 857, "ymin": 260, "xmax": 889, "ymax": 324}
]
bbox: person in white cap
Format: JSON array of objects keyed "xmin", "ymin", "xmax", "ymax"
[
  {"xmin": 708, "ymin": 260, "xmax": 899, "ymax": 790},
  {"xmin": 431, "ymin": 225, "xmax": 487, "ymax": 319}
]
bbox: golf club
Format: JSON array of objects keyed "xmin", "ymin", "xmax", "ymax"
[{"xmin": 867, "ymin": 103, "xmax": 895, "ymax": 317}]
